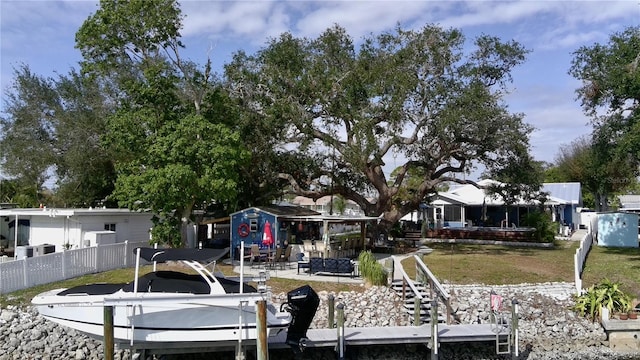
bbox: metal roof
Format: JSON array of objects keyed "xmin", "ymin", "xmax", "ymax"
[
  {"xmin": 433, "ymin": 180, "xmax": 578, "ymax": 206},
  {"xmin": 619, "ymin": 195, "xmax": 640, "ymax": 210},
  {"xmin": 541, "ymin": 182, "xmax": 581, "ymax": 205}
]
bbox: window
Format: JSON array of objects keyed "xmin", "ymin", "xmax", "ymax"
[
  {"xmin": 104, "ymin": 223, "xmax": 116, "ymax": 232},
  {"xmin": 443, "ymin": 205, "xmax": 462, "ymax": 222}
]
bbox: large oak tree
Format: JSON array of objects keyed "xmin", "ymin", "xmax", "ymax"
[{"xmin": 225, "ymin": 24, "xmax": 537, "ymax": 230}]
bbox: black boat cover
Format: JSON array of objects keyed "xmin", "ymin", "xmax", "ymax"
[{"xmin": 135, "ymin": 247, "xmax": 229, "ymax": 263}]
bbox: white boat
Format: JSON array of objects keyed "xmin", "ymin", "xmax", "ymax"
[{"xmin": 32, "ymin": 246, "xmax": 319, "ymax": 350}]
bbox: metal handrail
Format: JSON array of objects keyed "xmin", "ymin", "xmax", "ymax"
[{"xmin": 413, "ymin": 254, "xmax": 452, "ymax": 324}]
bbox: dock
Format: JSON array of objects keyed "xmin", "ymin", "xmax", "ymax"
[
  {"xmin": 268, "ymin": 323, "xmax": 509, "ymax": 349},
  {"xmin": 121, "ymin": 323, "xmax": 511, "ymax": 356}
]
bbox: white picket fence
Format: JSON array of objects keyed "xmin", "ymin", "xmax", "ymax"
[
  {"xmin": 573, "ymin": 231, "xmax": 593, "ymax": 295},
  {"xmin": 0, "ymin": 240, "xmax": 148, "ymax": 295},
  {"xmin": 573, "ymin": 215, "xmax": 599, "ymax": 295}
]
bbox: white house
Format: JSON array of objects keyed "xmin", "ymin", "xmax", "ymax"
[
  {"xmin": 0, "ymin": 207, "xmax": 153, "ymax": 254},
  {"xmin": 427, "ymin": 180, "xmax": 581, "ymax": 230}
]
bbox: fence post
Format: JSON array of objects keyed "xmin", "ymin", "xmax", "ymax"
[
  {"xmin": 95, "ymin": 245, "xmax": 101, "ymax": 273},
  {"xmin": 124, "ymin": 240, "xmax": 129, "ymax": 268},
  {"xmin": 62, "ymin": 250, "xmax": 67, "ymax": 279},
  {"xmin": 23, "ymin": 257, "xmax": 29, "ymax": 288}
]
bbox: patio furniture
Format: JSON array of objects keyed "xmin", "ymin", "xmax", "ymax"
[
  {"xmin": 307, "ymin": 257, "xmax": 356, "ymax": 277},
  {"xmin": 309, "ymin": 257, "xmax": 325, "ymax": 274},
  {"xmin": 281, "ymin": 245, "xmax": 292, "ymax": 268},
  {"xmin": 268, "ymin": 247, "xmax": 284, "ymax": 269},
  {"xmin": 296, "ymin": 252, "xmax": 310, "ymax": 274}
]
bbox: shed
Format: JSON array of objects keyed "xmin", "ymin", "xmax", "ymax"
[
  {"xmin": 230, "ymin": 205, "xmax": 379, "ymax": 259},
  {"xmin": 596, "ymin": 212, "xmax": 639, "ymax": 248},
  {"xmin": 230, "ymin": 205, "xmax": 321, "ymax": 258}
]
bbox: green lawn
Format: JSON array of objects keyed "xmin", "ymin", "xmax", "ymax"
[
  {"xmin": 581, "ymin": 245, "xmax": 640, "ymax": 298},
  {"xmin": 401, "ymin": 241, "xmax": 578, "ymax": 285}
]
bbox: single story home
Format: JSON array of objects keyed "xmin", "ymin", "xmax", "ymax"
[
  {"xmin": 424, "ymin": 180, "xmax": 582, "ymax": 230},
  {"xmin": 0, "ymin": 207, "xmax": 153, "ymax": 255}
]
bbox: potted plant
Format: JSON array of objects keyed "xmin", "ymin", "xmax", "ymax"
[{"xmin": 629, "ymin": 309, "xmax": 638, "ymax": 320}]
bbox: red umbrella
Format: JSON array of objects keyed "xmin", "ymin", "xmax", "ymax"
[{"xmin": 262, "ymin": 220, "xmax": 274, "ymax": 247}]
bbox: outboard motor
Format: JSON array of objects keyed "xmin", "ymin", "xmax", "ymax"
[{"xmin": 282, "ymin": 284, "xmax": 319, "ymax": 353}]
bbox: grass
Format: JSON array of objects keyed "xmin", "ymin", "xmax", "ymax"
[
  {"xmin": 4, "ymin": 239, "xmax": 640, "ymax": 307},
  {"xmin": 401, "ymin": 240, "xmax": 578, "ymax": 285},
  {"xmin": 581, "ymin": 245, "xmax": 640, "ymax": 298}
]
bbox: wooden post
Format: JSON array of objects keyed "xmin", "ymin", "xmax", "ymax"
[
  {"xmin": 256, "ymin": 300, "xmax": 268, "ymax": 360},
  {"xmin": 103, "ymin": 306, "xmax": 114, "ymax": 360},
  {"xmin": 414, "ymin": 297, "xmax": 421, "ymax": 326},
  {"xmin": 336, "ymin": 303, "xmax": 345, "ymax": 360},
  {"xmin": 328, "ymin": 294, "xmax": 335, "ymax": 328}
]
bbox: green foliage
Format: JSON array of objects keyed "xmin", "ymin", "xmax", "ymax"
[
  {"xmin": 573, "ymin": 279, "xmax": 632, "ymax": 322},
  {"xmin": 358, "ymin": 251, "xmax": 388, "ymax": 286},
  {"xmin": 331, "ymin": 195, "xmax": 347, "ymax": 215},
  {"xmin": 484, "ymin": 149, "xmax": 546, "ymax": 207},
  {"xmin": 389, "ymin": 222, "xmax": 405, "ymax": 239},
  {"xmin": 225, "ymin": 23, "xmax": 533, "ymax": 232},
  {"xmin": 0, "ymin": 65, "xmax": 116, "ymax": 207},
  {"xmin": 569, "ymin": 26, "xmax": 640, "ymax": 208},
  {"xmin": 550, "ymin": 135, "xmax": 636, "ymax": 212},
  {"xmin": 521, "ymin": 211, "xmax": 556, "ymax": 243},
  {"xmin": 75, "ymin": 0, "xmax": 249, "ymax": 247}
]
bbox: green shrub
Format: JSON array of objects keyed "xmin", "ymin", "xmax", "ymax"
[
  {"xmin": 358, "ymin": 250, "xmax": 388, "ymax": 286},
  {"xmin": 389, "ymin": 222, "xmax": 405, "ymax": 239},
  {"xmin": 573, "ymin": 279, "xmax": 632, "ymax": 322},
  {"xmin": 521, "ymin": 211, "xmax": 555, "ymax": 243}
]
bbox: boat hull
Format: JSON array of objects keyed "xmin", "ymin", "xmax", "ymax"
[{"xmin": 33, "ymin": 289, "xmax": 291, "ymax": 344}]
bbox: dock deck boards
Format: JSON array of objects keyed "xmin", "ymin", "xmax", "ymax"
[{"xmin": 268, "ymin": 323, "xmax": 510, "ymax": 349}]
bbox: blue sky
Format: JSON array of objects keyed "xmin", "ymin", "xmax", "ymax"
[{"xmin": 1, "ymin": 0, "xmax": 639, "ymax": 181}]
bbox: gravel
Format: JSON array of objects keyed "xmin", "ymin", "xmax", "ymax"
[{"xmin": 2, "ymin": 282, "xmax": 640, "ymax": 359}]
